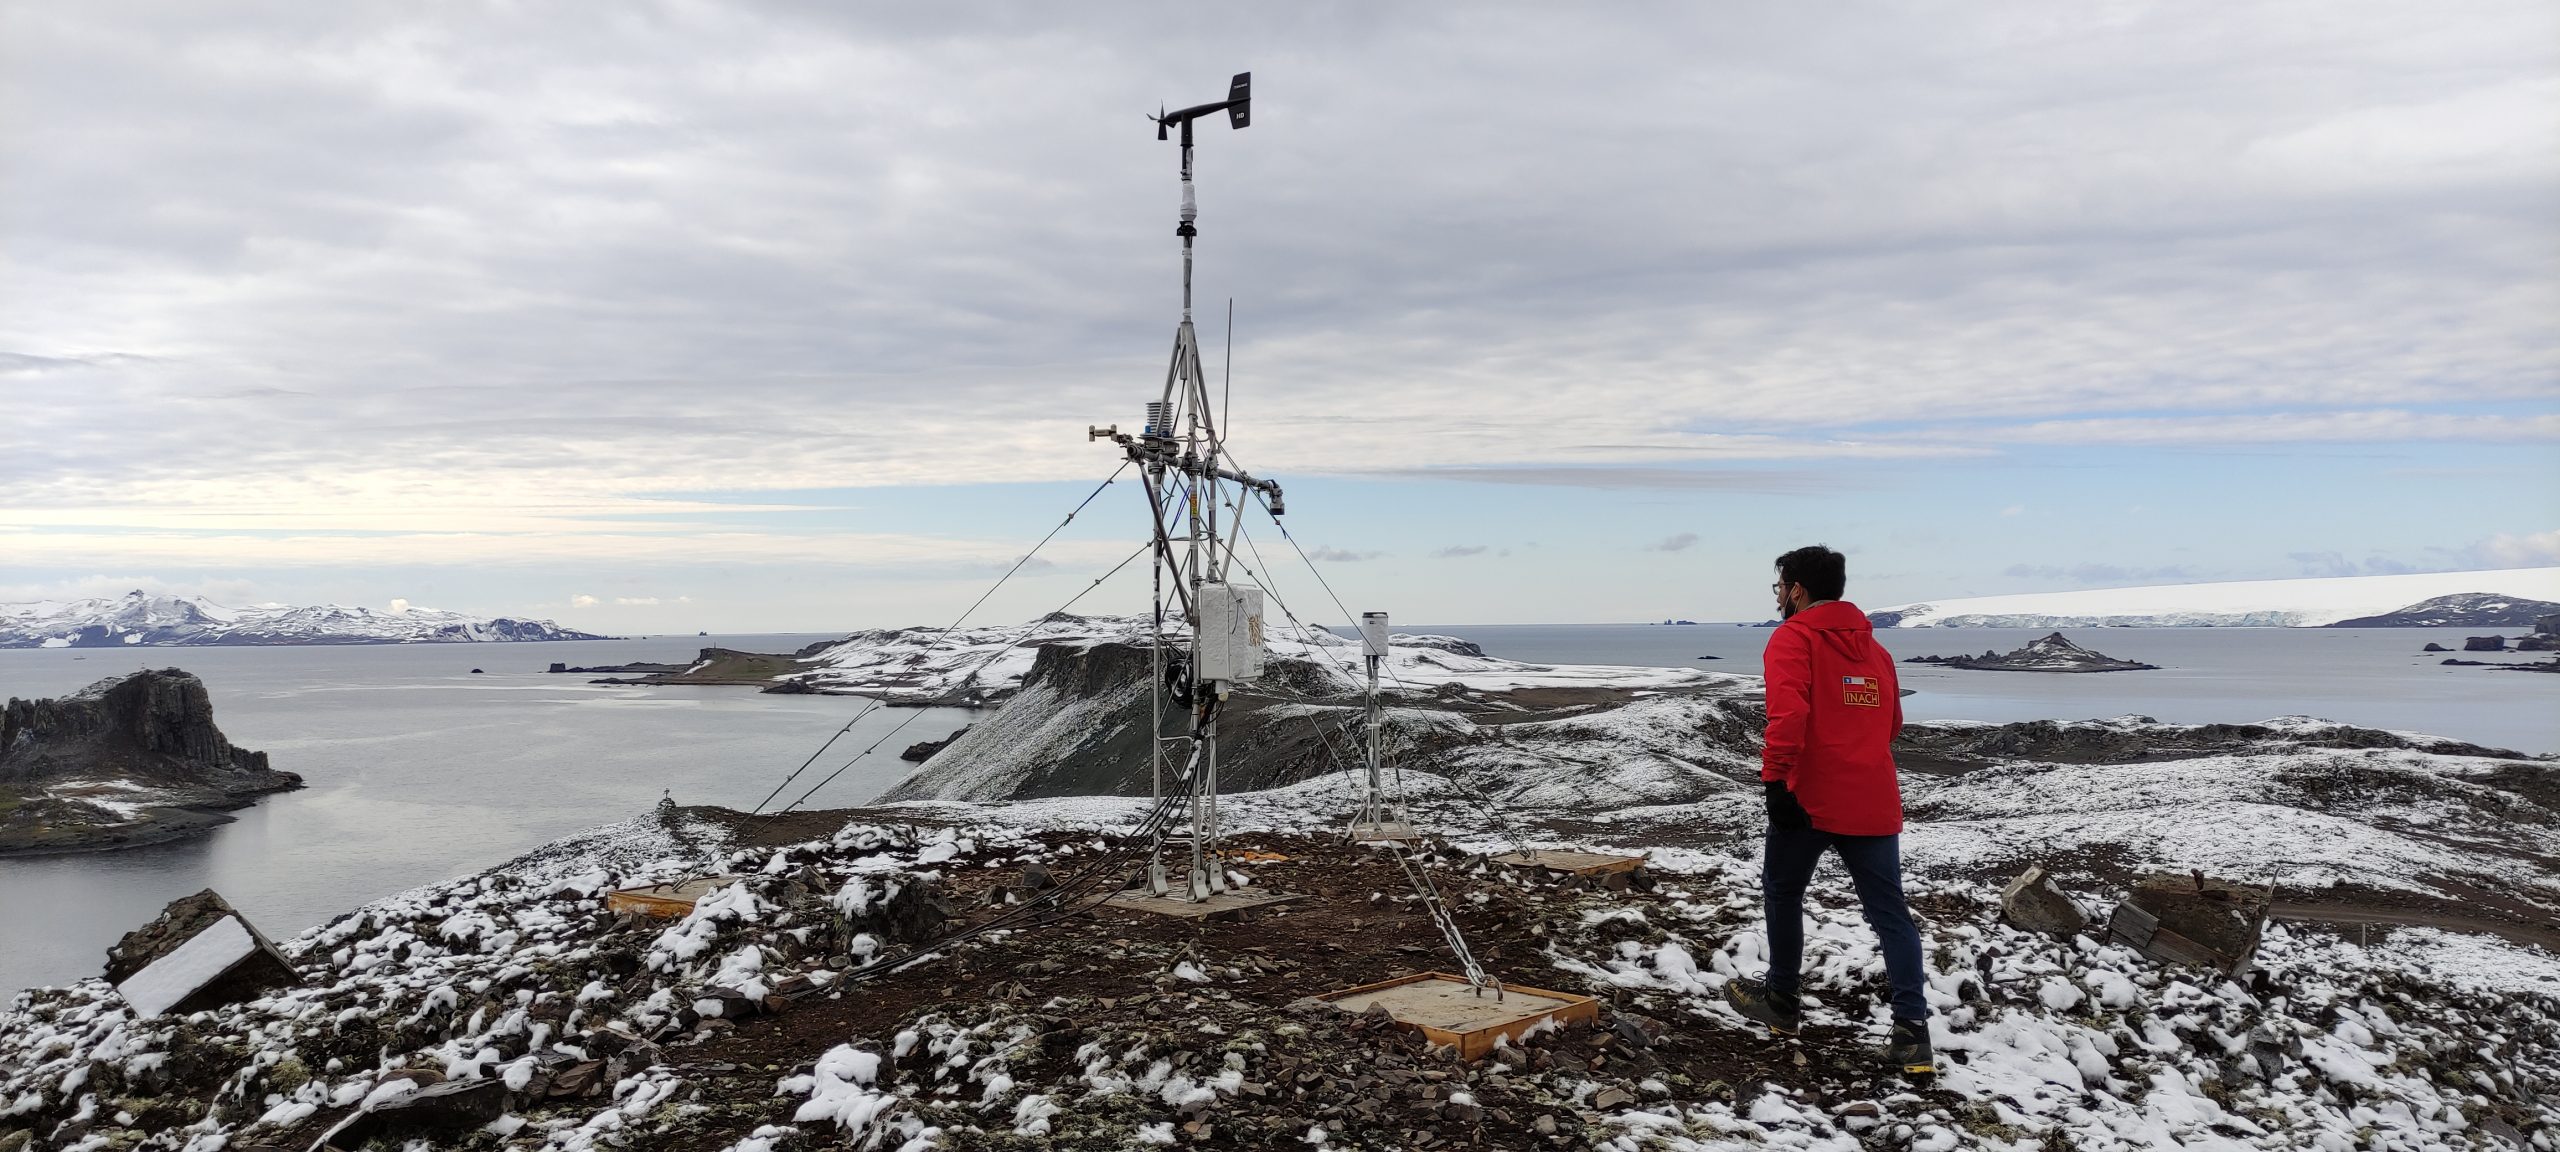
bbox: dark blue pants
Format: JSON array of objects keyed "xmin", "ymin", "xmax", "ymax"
[{"xmin": 1761, "ymin": 826, "xmax": 1931, "ymax": 1022}]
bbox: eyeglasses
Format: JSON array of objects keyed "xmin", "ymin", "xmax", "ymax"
[{"xmin": 1771, "ymin": 582, "xmax": 1791, "ymax": 595}]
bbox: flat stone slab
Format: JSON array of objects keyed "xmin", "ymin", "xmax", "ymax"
[
  {"xmin": 1486, "ymin": 849, "xmax": 1645, "ymax": 877},
  {"xmin": 1099, "ymin": 889, "xmax": 1303, "ymax": 921},
  {"xmin": 1322, "ymin": 972, "xmax": 1598, "ymax": 1059}
]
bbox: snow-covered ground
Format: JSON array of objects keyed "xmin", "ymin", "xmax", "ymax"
[
  {"xmin": 1874, "ymin": 567, "xmax": 2560, "ymax": 628},
  {"xmin": 6, "ymin": 773, "xmax": 2553, "ymax": 1152},
  {"xmin": 0, "ymin": 591, "xmax": 606, "ymax": 648}
]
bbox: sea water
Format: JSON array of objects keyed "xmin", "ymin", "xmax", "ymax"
[
  {"xmin": 0, "ymin": 635, "xmax": 964, "ymax": 995},
  {"xmin": 0, "ymin": 625, "xmax": 2548, "ymax": 994},
  {"xmin": 1415, "ymin": 623, "xmax": 2557, "ymax": 755}
]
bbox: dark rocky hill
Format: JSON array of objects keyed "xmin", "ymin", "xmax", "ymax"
[
  {"xmin": 875, "ymin": 640, "xmax": 1374, "ymax": 802},
  {"xmin": 2328, "ymin": 592, "xmax": 2560, "ymax": 628},
  {"xmin": 1, "ymin": 669, "xmax": 302, "ymax": 854}
]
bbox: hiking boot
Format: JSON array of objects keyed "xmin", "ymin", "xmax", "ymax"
[
  {"xmin": 1886, "ymin": 1019, "xmax": 1935, "ymax": 1074},
  {"xmin": 1723, "ymin": 978, "xmax": 1801, "ymax": 1036}
]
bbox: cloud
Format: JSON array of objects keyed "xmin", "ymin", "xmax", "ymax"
[
  {"xmin": 2, "ymin": 0, "xmax": 2553, "ymax": 622},
  {"xmin": 571, "ymin": 594, "xmax": 599, "ymax": 608},
  {"xmin": 1646, "ymin": 533, "xmax": 1699, "ymax": 552},
  {"xmin": 0, "ymin": 575, "xmax": 263, "ymax": 606},
  {"xmin": 1375, "ymin": 467, "xmax": 1853, "ymax": 492},
  {"xmin": 610, "ymin": 595, "xmax": 690, "ymax": 606},
  {"xmin": 2000, "ymin": 505, "xmax": 2025, "ymax": 517},
  {"xmin": 1306, "ymin": 546, "xmax": 1383, "ymax": 562},
  {"xmin": 388, "ymin": 598, "xmax": 412, "ymax": 613},
  {"xmin": 1953, "ymin": 411, "xmax": 2560, "ymax": 447},
  {"xmin": 997, "ymin": 556, "xmax": 1060, "ymax": 575},
  {"xmin": 2, "ymin": 1, "xmax": 2551, "ymax": 574},
  {"xmin": 0, "ymin": 528, "xmax": 1131, "ymax": 570},
  {"xmin": 1432, "ymin": 545, "xmax": 1490, "ymax": 559},
  {"xmin": 2002, "ymin": 563, "xmax": 2203, "ymax": 587},
  {"xmin": 2283, "ymin": 551, "xmax": 2470, "ymax": 578},
  {"xmin": 2472, "ymin": 529, "xmax": 2560, "ymax": 567}
]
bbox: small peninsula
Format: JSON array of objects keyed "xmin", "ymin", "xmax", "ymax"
[{"xmin": 0, "ymin": 669, "xmax": 301, "ymax": 855}]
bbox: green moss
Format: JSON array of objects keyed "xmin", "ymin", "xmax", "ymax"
[{"xmin": 266, "ymin": 1054, "xmax": 312, "ymax": 1094}]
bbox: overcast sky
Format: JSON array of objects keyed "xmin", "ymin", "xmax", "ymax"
[{"xmin": 4, "ymin": 2, "xmax": 2555, "ymax": 630}]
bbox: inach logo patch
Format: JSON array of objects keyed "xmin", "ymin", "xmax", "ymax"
[{"xmin": 1842, "ymin": 676, "xmax": 1882, "ymax": 707}]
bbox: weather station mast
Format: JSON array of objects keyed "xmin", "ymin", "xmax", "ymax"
[{"xmin": 1088, "ymin": 72, "xmax": 1288, "ymax": 904}]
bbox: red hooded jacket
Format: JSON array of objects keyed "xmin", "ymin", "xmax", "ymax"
[{"xmin": 1760, "ymin": 600, "xmax": 1905, "ymax": 836}]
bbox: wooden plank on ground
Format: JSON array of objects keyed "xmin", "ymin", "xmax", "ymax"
[
  {"xmin": 605, "ymin": 875, "xmax": 743, "ymax": 919},
  {"xmin": 1321, "ymin": 972, "xmax": 1598, "ymax": 1060},
  {"xmin": 1486, "ymin": 849, "xmax": 1645, "ymax": 877}
]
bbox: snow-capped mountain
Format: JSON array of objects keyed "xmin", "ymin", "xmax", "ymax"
[
  {"xmin": 1871, "ymin": 566, "xmax": 2560, "ymax": 628},
  {"xmin": 0, "ymin": 591, "xmax": 610, "ymax": 648}
]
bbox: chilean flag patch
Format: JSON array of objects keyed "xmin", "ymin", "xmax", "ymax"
[{"xmin": 1842, "ymin": 676, "xmax": 1881, "ymax": 707}]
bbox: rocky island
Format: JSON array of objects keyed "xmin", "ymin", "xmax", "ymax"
[
  {"xmin": 0, "ymin": 669, "xmax": 301, "ymax": 855},
  {"xmin": 1903, "ymin": 631, "xmax": 2160, "ymax": 673}
]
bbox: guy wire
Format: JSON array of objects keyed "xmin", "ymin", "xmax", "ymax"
[
  {"xmin": 773, "ymin": 538, "xmax": 1154, "ymax": 816},
  {"xmin": 748, "ymin": 460, "xmax": 1129, "ymax": 818}
]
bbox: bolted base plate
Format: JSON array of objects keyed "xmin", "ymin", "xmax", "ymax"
[
  {"xmin": 1100, "ymin": 889, "xmax": 1304, "ymax": 921},
  {"xmin": 1349, "ymin": 821, "xmax": 1419, "ymax": 844}
]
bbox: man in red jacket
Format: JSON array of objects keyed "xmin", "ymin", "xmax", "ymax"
[{"xmin": 1725, "ymin": 545, "xmax": 1934, "ymax": 1074}]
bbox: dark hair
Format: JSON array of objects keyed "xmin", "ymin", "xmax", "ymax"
[{"xmin": 1774, "ymin": 545, "xmax": 1847, "ymax": 602}]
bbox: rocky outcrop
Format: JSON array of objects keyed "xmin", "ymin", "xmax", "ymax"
[
  {"xmin": 2463, "ymin": 635, "xmax": 2507, "ymax": 652},
  {"xmin": 899, "ymin": 729, "xmax": 970, "ymax": 762},
  {"xmin": 1, "ymin": 669, "xmax": 302, "ymax": 855},
  {"xmin": 874, "ymin": 641, "xmax": 1368, "ymax": 802},
  {"xmin": 1904, "ymin": 632, "xmax": 2159, "ymax": 673}
]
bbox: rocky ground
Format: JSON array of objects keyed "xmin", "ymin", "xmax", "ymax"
[
  {"xmin": 7, "ymin": 630, "xmax": 2555, "ymax": 1150},
  {"xmin": 4, "ymin": 767, "xmax": 2556, "ymax": 1152}
]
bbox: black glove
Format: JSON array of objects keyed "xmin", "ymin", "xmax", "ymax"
[{"xmin": 1763, "ymin": 780, "xmax": 1813, "ymax": 831}]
